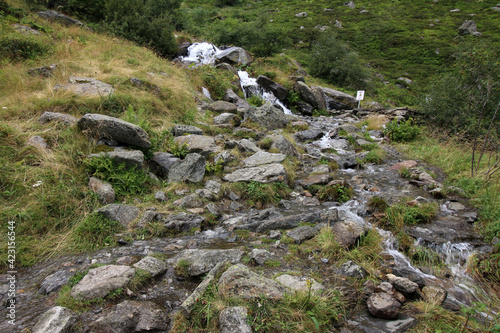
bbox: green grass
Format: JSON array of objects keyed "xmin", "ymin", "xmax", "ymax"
[{"xmin": 233, "ymin": 181, "xmax": 291, "ymax": 208}]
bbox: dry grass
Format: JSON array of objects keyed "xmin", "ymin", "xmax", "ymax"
[{"xmin": 360, "ymin": 114, "xmax": 390, "ymax": 131}]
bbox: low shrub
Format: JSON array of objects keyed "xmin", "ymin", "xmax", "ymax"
[
  {"xmin": 235, "ymin": 181, "xmax": 291, "ymax": 207},
  {"xmin": 383, "ymin": 118, "xmax": 421, "ymax": 142},
  {"xmin": 73, "ymin": 213, "xmax": 122, "ymax": 251},
  {"xmin": 0, "ymin": 33, "xmax": 53, "ymax": 61}
]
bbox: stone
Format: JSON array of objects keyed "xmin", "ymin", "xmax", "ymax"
[
  {"xmin": 250, "ymin": 249, "xmax": 272, "ymax": 265},
  {"xmin": 458, "ymin": 20, "xmax": 482, "ymax": 36},
  {"xmin": 215, "ymin": 150, "xmax": 236, "ymax": 164},
  {"xmin": 332, "ymin": 220, "xmax": 366, "ymax": 248},
  {"xmin": 26, "ymin": 135, "xmax": 48, "ymax": 150},
  {"xmin": 90, "ymin": 300, "xmax": 168, "ymax": 332},
  {"xmin": 321, "ymin": 86, "xmax": 357, "ymax": 110},
  {"xmin": 448, "ymin": 202, "xmax": 465, "ymax": 211},
  {"xmin": 70, "ymin": 265, "xmax": 135, "ymax": 300},
  {"xmin": 311, "ymin": 86, "xmax": 327, "ymax": 111},
  {"xmin": 294, "ymin": 81, "xmax": 319, "ymax": 109},
  {"xmin": 256, "ymin": 76, "xmax": 288, "ymax": 101},
  {"xmin": 155, "ymin": 191, "xmax": 167, "ymax": 202},
  {"xmin": 218, "ymin": 264, "xmax": 288, "ymax": 300},
  {"xmin": 216, "ymin": 47, "xmax": 253, "ymax": 65},
  {"xmin": 133, "ymin": 256, "xmax": 166, "ymax": 276},
  {"xmin": 209, "ymin": 100, "xmax": 238, "ymax": 113},
  {"xmin": 294, "ymin": 129, "xmax": 324, "ymax": 142},
  {"xmin": 224, "ymin": 89, "xmax": 251, "ymax": 109},
  {"xmin": 38, "ymin": 270, "xmax": 73, "ymax": 295},
  {"xmin": 219, "ymin": 307, "xmax": 252, "ymax": 333},
  {"xmin": 174, "ymin": 193, "xmax": 204, "ymax": 208},
  {"xmin": 150, "ymin": 152, "xmax": 180, "ymax": 178},
  {"xmin": 56, "ymin": 77, "xmax": 113, "ymax": 97},
  {"xmin": 39, "ymin": 111, "xmax": 77, "ymax": 125},
  {"xmin": 337, "ymin": 260, "xmax": 367, "ymax": 279},
  {"xmin": 216, "ymin": 63, "xmax": 238, "ymax": 74},
  {"xmin": 270, "ymin": 135, "xmax": 299, "ymax": 157},
  {"xmin": 365, "ymin": 101, "xmax": 384, "ymax": 110},
  {"xmin": 223, "ymin": 163, "xmax": 287, "ymax": 183},
  {"xmin": 97, "ymin": 204, "xmax": 139, "ymax": 228},
  {"xmin": 164, "ymin": 212, "xmax": 205, "ymax": 232},
  {"xmin": 176, "ymin": 249, "xmax": 243, "ymax": 277},
  {"xmin": 247, "ymin": 104, "xmax": 289, "ymax": 130},
  {"xmin": 344, "ymin": 1, "xmax": 356, "ymax": 8},
  {"xmin": 174, "ymin": 135, "xmax": 221, "ymax": 157},
  {"xmin": 77, "ymin": 113, "xmax": 150, "ymax": 148},
  {"xmin": 28, "ymin": 64, "xmax": 57, "ymax": 78},
  {"xmin": 296, "ymin": 102, "xmax": 313, "ymax": 116},
  {"xmin": 389, "ymin": 160, "xmax": 417, "ymax": 171},
  {"xmin": 297, "ymin": 173, "xmax": 333, "ymax": 188},
  {"xmin": 286, "ymin": 225, "xmax": 323, "ymax": 244},
  {"xmin": 89, "ymin": 149, "xmax": 145, "ymax": 169},
  {"xmin": 276, "ymin": 275, "xmax": 325, "ymax": 292},
  {"xmin": 244, "ymin": 151, "xmax": 287, "ymax": 167},
  {"xmin": 167, "ymin": 153, "xmax": 206, "ymax": 183},
  {"xmin": 38, "ymin": 10, "xmax": 83, "ymax": 26},
  {"xmin": 366, "ymin": 292, "xmax": 401, "ymax": 319},
  {"xmin": 32, "ymin": 306, "xmax": 76, "ymax": 333},
  {"xmin": 238, "ymin": 139, "xmax": 261, "ymax": 153},
  {"xmin": 386, "ymin": 274, "xmax": 419, "ymax": 294},
  {"xmin": 171, "ymin": 124, "xmax": 203, "ymax": 136},
  {"xmin": 196, "ymin": 180, "xmax": 222, "ymax": 200},
  {"xmin": 295, "ymin": 12, "xmax": 308, "ymax": 17},
  {"xmin": 13, "ymin": 24, "xmax": 42, "ymax": 35},
  {"xmin": 422, "ymin": 286, "xmax": 447, "ymax": 305},
  {"xmin": 88, "ymin": 177, "xmax": 115, "ymax": 204},
  {"xmin": 214, "ymin": 112, "xmax": 239, "ymax": 125},
  {"xmin": 136, "ymin": 209, "xmax": 161, "ymax": 228}
]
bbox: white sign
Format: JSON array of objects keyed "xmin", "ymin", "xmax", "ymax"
[{"xmin": 356, "ymin": 90, "xmax": 365, "ymax": 101}]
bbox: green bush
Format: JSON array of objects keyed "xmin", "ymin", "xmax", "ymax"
[
  {"xmin": 383, "ymin": 118, "xmax": 420, "ymax": 142},
  {"xmin": 385, "ymin": 202, "xmax": 438, "ymax": 226},
  {"xmin": 74, "ymin": 213, "xmax": 122, "ymax": 250},
  {"xmin": 215, "ymin": 0, "xmax": 241, "ymax": 7},
  {"xmin": 0, "ymin": 33, "xmax": 53, "ymax": 61},
  {"xmin": 235, "ymin": 181, "xmax": 291, "ymax": 207}
]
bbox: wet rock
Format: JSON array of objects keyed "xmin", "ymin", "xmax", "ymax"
[
  {"xmin": 321, "ymin": 86, "xmax": 357, "ymax": 110},
  {"xmin": 174, "ymin": 135, "xmax": 221, "ymax": 157},
  {"xmin": 174, "ymin": 193, "xmax": 204, "ymax": 208},
  {"xmin": 214, "ymin": 113, "xmax": 239, "ymax": 125},
  {"xmin": 286, "ymin": 224, "xmax": 324, "ymax": 244},
  {"xmin": 90, "ymin": 300, "xmax": 168, "ymax": 332},
  {"xmin": 276, "ymin": 275, "xmax": 325, "ymax": 292},
  {"xmin": 297, "ymin": 173, "xmax": 333, "ymax": 188},
  {"xmin": 366, "ymin": 292, "xmax": 401, "ymax": 319},
  {"xmin": 247, "ymin": 104, "xmax": 289, "ymax": 130},
  {"xmin": 257, "ymin": 75, "xmax": 288, "ymax": 101},
  {"xmin": 26, "ymin": 135, "xmax": 48, "ymax": 150},
  {"xmin": 209, "ymin": 101, "xmax": 238, "ymax": 113},
  {"xmin": 216, "ymin": 47, "xmax": 253, "ymax": 65},
  {"xmin": 223, "ymin": 163, "xmax": 287, "ymax": 183},
  {"xmin": 150, "ymin": 152, "xmax": 180, "ymax": 178},
  {"xmin": 332, "ymin": 220, "xmax": 366, "ymax": 248},
  {"xmin": 238, "ymin": 139, "xmax": 260, "ymax": 153},
  {"xmin": 89, "ymin": 149, "xmax": 145, "ymax": 169},
  {"xmin": 296, "ymin": 102, "xmax": 313, "ymax": 116},
  {"xmin": 386, "ymin": 274, "xmax": 419, "ymax": 294},
  {"xmin": 167, "ymin": 153, "xmax": 206, "ymax": 183},
  {"xmin": 176, "ymin": 249, "xmax": 243, "ymax": 277},
  {"xmin": 244, "ymin": 151, "xmax": 287, "ymax": 167},
  {"xmin": 70, "ymin": 265, "xmax": 135, "ymax": 300},
  {"xmin": 155, "ymin": 190, "xmax": 167, "ymax": 202},
  {"xmin": 422, "ymin": 286, "xmax": 447, "ymax": 305},
  {"xmin": 133, "ymin": 256, "xmax": 166, "ymax": 276},
  {"xmin": 250, "ymin": 249, "xmax": 272, "ymax": 265},
  {"xmin": 77, "ymin": 114, "xmax": 150, "ymax": 148},
  {"xmin": 337, "ymin": 260, "xmax": 367, "ymax": 279},
  {"xmin": 97, "ymin": 204, "xmax": 139, "ymax": 228},
  {"xmin": 347, "ymin": 310, "xmax": 416, "ymax": 333},
  {"xmin": 32, "ymin": 306, "xmax": 76, "ymax": 333},
  {"xmin": 220, "ymin": 306, "xmax": 252, "ymax": 333},
  {"xmin": 458, "ymin": 20, "xmax": 481, "ymax": 36},
  {"xmin": 171, "ymin": 125, "xmax": 203, "ymax": 136},
  {"xmin": 38, "ymin": 10, "xmax": 83, "ymax": 26},
  {"xmin": 38, "ymin": 270, "xmax": 73, "ymax": 295},
  {"xmin": 39, "ymin": 111, "xmax": 77, "ymax": 125},
  {"xmin": 294, "ymin": 129, "xmax": 324, "ymax": 142},
  {"xmin": 164, "ymin": 212, "xmax": 205, "ymax": 232},
  {"xmin": 56, "ymin": 77, "xmax": 113, "ymax": 97},
  {"xmin": 218, "ymin": 264, "xmax": 288, "ymax": 300},
  {"xmin": 88, "ymin": 177, "xmax": 115, "ymax": 204}
]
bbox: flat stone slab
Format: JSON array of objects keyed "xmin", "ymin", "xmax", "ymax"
[
  {"xmin": 243, "ymin": 151, "xmax": 287, "ymax": 167},
  {"xmin": 133, "ymin": 256, "xmax": 167, "ymax": 276},
  {"xmin": 176, "ymin": 249, "xmax": 243, "ymax": 277},
  {"xmin": 275, "ymin": 274, "xmax": 325, "ymax": 293},
  {"xmin": 223, "ymin": 163, "xmax": 287, "ymax": 183},
  {"xmin": 174, "ymin": 135, "xmax": 221, "ymax": 157},
  {"xmin": 39, "ymin": 111, "xmax": 77, "ymax": 125},
  {"xmin": 220, "ymin": 306, "xmax": 252, "ymax": 333},
  {"xmin": 97, "ymin": 204, "xmax": 139, "ymax": 228},
  {"xmin": 70, "ymin": 265, "xmax": 135, "ymax": 300},
  {"xmin": 89, "ymin": 149, "xmax": 144, "ymax": 169},
  {"xmin": 171, "ymin": 125, "xmax": 203, "ymax": 136},
  {"xmin": 55, "ymin": 77, "xmax": 113, "ymax": 96},
  {"xmin": 32, "ymin": 306, "xmax": 76, "ymax": 333}
]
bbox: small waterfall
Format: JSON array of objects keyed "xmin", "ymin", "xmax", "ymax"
[{"xmin": 181, "ymin": 42, "xmax": 220, "ymax": 65}]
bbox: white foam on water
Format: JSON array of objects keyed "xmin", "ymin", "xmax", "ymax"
[{"xmin": 181, "ymin": 42, "xmax": 220, "ymax": 65}]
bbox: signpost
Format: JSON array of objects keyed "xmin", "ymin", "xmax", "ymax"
[{"xmin": 356, "ymin": 90, "xmax": 365, "ymax": 109}]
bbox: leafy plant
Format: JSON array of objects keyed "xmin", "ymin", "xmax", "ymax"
[
  {"xmin": 205, "ymin": 159, "xmax": 224, "ymax": 175},
  {"xmin": 384, "ymin": 118, "xmax": 421, "ymax": 142},
  {"xmin": 0, "ymin": 33, "xmax": 53, "ymax": 61},
  {"xmin": 73, "ymin": 213, "xmax": 123, "ymax": 251},
  {"xmin": 247, "ymin": 94, "xmax": 265, "ymax": 107},
  {"xmin": 235, "ymin": 181, "xmax": 291, "ymax": 207},
  {"xmin": 170, "ymin": 142, "xmax": 189, "ymax": 159}
]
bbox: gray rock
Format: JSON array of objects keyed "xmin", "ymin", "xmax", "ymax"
[
  {"xmin": 171, "ymin": 125, "xmax": 203, "ymax": 136},
  {"xmin": 348, "ymin": 310, "xmax": 416, "ymax": 333},
  {"xmin": 238, "ymin": 139, "xmax": 260, "ymax": 153},
  {"xmin": 174, "ymin": 193, "xmax": 204, "ymax": 208},
  {"xmin": 386, "ymin": 274, "xmax": 419, "ymax": 294},
  {"xmin": 223, "ymin": 163, "xmax": 287, "ymax": 183},
  {"xmin": 89, "ymin": 149, "xmax": 145, "ymax": 169},
  {"xmin": 167, "ymin": 153, "xmax": 206, "ymax": 183},
  {"xmin": 174, "ymin": 135, "xmax": 221, "ymax": 157},
  {"xmin": 196, "ymin": 180, "xmax": 222, "ymax": 200},
  {"xmin": 214, "ymin": 112, "xmax": 239, "ymax": 125},
  {"xmin": 458, "ymin": 20, "xmax": 482, "ymax": 36},
  {"xmin": 38, "ymin": 10, "xmax": 83, "ymax": 26},
  {"xmin": 296, "ymin": 102, "xmax": 314, "ymax": 116},
  {"xmin": 344, "ymin": 1, "xmax": 356, "ymax": 8},
  {"xmin": 294, "ymin": 81, "xmax": 319, "ymax": 109},
  {"xmin": 151, "ymin": 152, "xmax": 180, "ymax": 178},
  {"xmin": 321, "ymin": 86, "xmax": 357, "ymax": 110},
  {"xmin": 287, "ymin": 225, "xmax": 323, "ymax": 244},
  {"xmin": 250, "ymin": 249, "xmax": 272, "ymax": 265},
  {"xmin": 26, "ymin": 135, "xmax": 48, "ymax": 149},
  {"xmin": 275, "ymin": 275, "xmax": 325, "ymax": 292},
  {"xmin": 97, "ymin": 204, "xmax": 139, "ymax": 228},
  {"xmin": 311, "ymin": 86, "xmax": 327, "ymax": 111},
  {"xmin": 32, "ymin": 306, "xmax": 76, "ymax": 333},
  {"xmin": 136, "ymin": 209, "xmax": 161, "ymax": 228},
  {"xmin": 215, "ymin": 150, "xmax": 236, "ymax": 164},
  {"xmin": 38, "ymin": 271, "xmax": 73, "ymax": 295},
  {"xmin": 247, "ymin": 104, "xmax": 289, "ymax": 130},
  {"xmin": 218, "ymin": 264, "xmax": 288, "ymax": 300},
  {"xmin": 422, "ymin": 286, "xmax": 447, "ymax": 305},
  {"xmin": 365, "ymin": 101, "xmax": 384, "ymax": 110},
  {"xmin": 216, "ymin": 63, "xmax": 238, "ymax": 74},
  {"xmin": 205, "ymin": 203, "xmax": 221, "ymax": 217},
  {"xmin": 28, "ymin": 64, "xmax": 57, "ymax": 77},
  {"xmin": 90, "ymin": 300, "xmax": 168, "ymax": 332},
  {"xmin": 270, "ymin": 135, "xmax": 299, "ymax": 157},
  {"xmin": 70, "ymin": 265, "xmax": 135, "ymax": 300},
  {"xmin": 244, "ymin": 151, "xmax": 287, "ymax": 167},
  {"xmin": 164, "ymin": 212, "xmax": 205, "ymax": 232},
  {"xmin": 297, "ymin": 173, "xmax": 333, "ymax": 188},
  {"xmin": 39, "ymin": 111, "xmax": 77, "ymax": 125},
  {"xmin": 88, "ymin": 177, "xmax": 115, "ymax": 204},
  {"xmin": 220, "ymin": 307, "xmax": 252, "ymax": 333},
  {"xmin": 176, "ymin": 249, "xmax": 243, "ymax": 277},
  {"xmin": 256, "ymin": 76, "xmax": 288, "ymax": 101},
  {"xmin": 294, "ymin": 129, "xmax": 324, "ymax": 142},
  {"xmin": 216, "ymin": 47, "xmax": 253, "ymax": 65},
  {"xmin": 224, "ymin": 89, "xmax": 251, "ymax": 109},
  {"xmin": 332, "ymin": 220, "xmax": 366, "ymax": 248},
  {"xmin": 56, "ymin": 77, "xmax": 113, "ymax": 97},
  {"xmin": 133, "ymin": 256, "xmax": 166, "ymax": 276},
  {"xmin": 295, "ymin": 12, "xmax": 308, "ymax": 17},
  {"xmin": 13, "ymin": 24, "xmax": 42, "ymax": 35},
  {"xmin": 366, "ymin": 292, "xmax": 401, "ymax": 319},
  {"xmin": 337, "ymin": 260, "xmax": 367, "ymax": 279},
  {"xmin": 209, "ymin": 100, "xmax": 238, "ymax": 113},
  {"xmin": 448, "ymin": 202, "xmax": 465, "ymax": 211},
  {"xmin": 155, "ymin": 191, "xmax": 167, "ymax": 202},
  {"xmin": 77, "ymin": 113, "xmax": 150, "ymax": 148}
]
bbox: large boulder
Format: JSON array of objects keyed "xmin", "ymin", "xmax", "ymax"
[
  {"xmin": 167, "ymin": 153, "xmax": 206, "ymax": 183},
  {"xmin": 176, "ymin": 249, "xmax": 243, "ymax": 277},
  {"xmin": 150, "ymin": 152, "xmax": 180, "ymax": 178},
  {"xmin": 163, "ymin": 212, "xmax": 205, "ymax": 232},
  {"xmin": 97, "ymin": 204, "xmax": 139, "ymax": 228},
  {"xmin": 32, "ymin": 306, "xmax": 76, "ymax": 333},
  {"xmin": 70, "ymin": 265, "xmax": 135, "ymax": 300},
  {"xmin": 458, "ymin": 20, "xmax": 481, "ymax": 36},
  {"xmin": 256, "ymin": 75, "xmax": 288, "ymax": 101},
  {"xmin": 38, "ymin": 10, "xmax": 83, "ymax": 26},
  {"xmin": 209, "ymin": 100, "xmax": 238, "ymax": 113},
  {"xmin": 38, "ymin": 270, "xmax": 73, "ymax": 295},
  {"xmin": 270, "ymin": 134, "xmax": 299, "ymax": 157},
  {"xmin": 224, "ymin": 89, "xmax": 251, "ymax": 109},
  {"xmin": 223, "ymin": 163, "xmax": 287, "ymax": 183},
  {"xmin": 218, "ymin": 264, "xmax": 288, "ymax": 300},
  {"xmin": 320, "ymin": 87, "xmax": 357, "ymax": 110},
  {"xmin": 366, "ymin": 292, "xmax": 401, "ymax": 319},
  {"xmin": 77, "ymin": 114, "xmax": 151, "ymax": 148},
  {"xmin": 56, "ymin": 77, "xmax": 113, "ymax": 97},
  {"xmin": 294, "ymin": 81, "xmax": 319, "ymax": 109},
  {"xmin": 133, "ymin": 256, "xmax": 166, "ymax": 277},
  {"xmin": 247, "ymin": 104, "xmax": 289, "ymax": 130},
  {"xmin": 90, "ymin": 300, "xmax": 168, "ymax": 333},
  {"xmin": 219, "ymin": 307, "xmax": 252, "ymax": 333},
  {"xmin": 294, "ymin": 129, "xmax": 324, "ymax": 142},
  {"xmin": 332, "ymin": 220, "xmax": 366, "ymax": 248},
  {"xmin": 216, "ymin": 47, "xmax": 253, "ymax": 65},
  {"xmin": 173, "ymin": 135, "xmax": 221, "ymax": 157},
  {"xmin": 311, "ymin": 86, "xmax": 327, "ymax": 111},
  {"xmin": 243, "ymin": 151, "xmax": 287, "ymax": 167}
]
